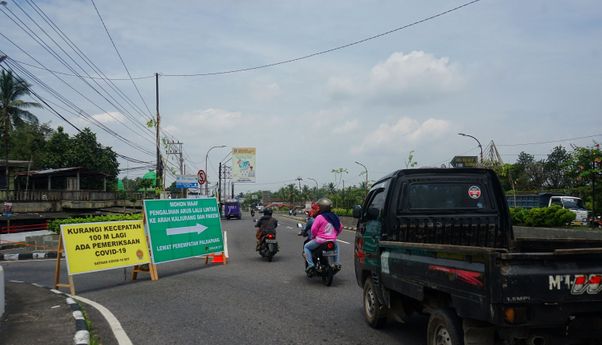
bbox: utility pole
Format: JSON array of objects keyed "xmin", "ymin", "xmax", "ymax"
[
  {"xmin": 165, "ymin": 140, "xmax": 184, "ymax": 197},
  {"xmin": 155, "ymin": 73, "xmax": 163, "ymax": 192},
  {"xmin": 1, "ymin": 55, "xmax": 9, "ymax": 190},
  {"xmin": 218, "ymin": 162, "xmax": 222, "ymax": 203}
]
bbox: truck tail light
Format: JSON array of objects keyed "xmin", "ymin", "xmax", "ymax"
[{"xmin": 504, "ymin": 306, "xmax": 527, "ymax": 324}]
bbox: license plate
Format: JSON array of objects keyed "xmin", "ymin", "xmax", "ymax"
[
  {"xmin": 265, "ymin": 239, "xmax": 278, "ymax": 243},
  {"xmin": 322, "ymin": 250, "xmax": 336, "ymax": 256}
]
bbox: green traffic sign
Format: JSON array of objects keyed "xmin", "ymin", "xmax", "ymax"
[{"xmin": 144, "ymin": 198, "xmax": 224, "ymax": 264}]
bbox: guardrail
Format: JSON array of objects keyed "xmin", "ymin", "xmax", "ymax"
[
  {"xmin": 0, "ymin": 190, "xmax": 158, "ymax": 202},
  {"xmin": 0, "ymin": 222, "xmax": 49, "ymax": 234}
]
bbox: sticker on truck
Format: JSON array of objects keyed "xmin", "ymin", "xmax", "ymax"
[
  {"xmin": 468, "ymin": 186, "xmax": 481, "ymax": 199},
  {"xmin": 549, "ymin": 274, "xmax": 602, "ymax": 295}
]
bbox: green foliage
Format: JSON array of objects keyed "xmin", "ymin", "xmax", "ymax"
[
  {"xmin": 509, "ymin": 206, "xmax": 576, "ymax": 227},
  {"xmin": 48, "ymin": 213, "xmax": 142, "ymax": 233},
  {"xmin": 0, "ymin": 70, "xmax": 41, "ymax": 131},
  {"xmin": 332, "ymin": 208, "xmax": 353, "ymax": 217}
]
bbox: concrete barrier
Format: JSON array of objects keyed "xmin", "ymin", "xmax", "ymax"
[{"xmin": 1, "ymin": 266, "xmax": 5, "ymax": 318}]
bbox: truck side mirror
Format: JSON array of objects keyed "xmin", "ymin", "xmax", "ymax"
[
  {"xmin": 367, "ymin": 207, "xmax": 380, "ymax": 220},
  {"xmin": 352, "ymin": 205, "xmax": 363, "ymax": 219}
]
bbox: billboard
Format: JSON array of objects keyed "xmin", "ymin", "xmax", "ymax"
[
  {"xmin": 60, "ymin": 220, "xmax": 150, "ymax": 275},
  {"xmin": 232, "ymin": 147, "xmax": 256, "ymax": 183}
]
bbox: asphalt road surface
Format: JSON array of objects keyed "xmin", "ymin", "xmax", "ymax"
[{"xmin": 1, "ymin": 216, "xmax": 426, "ymax": 345}]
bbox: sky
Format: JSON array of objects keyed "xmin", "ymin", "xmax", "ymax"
[{"xmin": 0, "ymin": 0, "xmax": 601, "ymax": 193}]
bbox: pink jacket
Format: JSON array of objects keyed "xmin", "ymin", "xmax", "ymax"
[{"xmin": 311, "ymin": 214, "xmax": 343, "ymax": 243}]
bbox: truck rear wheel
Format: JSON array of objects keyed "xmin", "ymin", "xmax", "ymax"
[
  {"xmin": 427, "ymin": 309, "xmax": 463, "ymax": 345},
  {"xmin": 363, "ymin": 278, "xmax": 387, "ymax": 328}
]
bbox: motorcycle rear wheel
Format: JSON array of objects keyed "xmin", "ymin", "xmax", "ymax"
[{"xmin": 322, "ymin": 269, "xmax": 334, "ymax": 286}]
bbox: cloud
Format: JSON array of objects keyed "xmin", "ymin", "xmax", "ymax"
[
  {"xmin": 329, "ymin": 51, "xmax": 464, "ymax": 105},
  {"xmin": 165, "ymin": 108, "xmax": 248, "ymax": 134},
  {"xmin": 250, "ymin": 81, "xmax": 282, "ymax": 101},
  {"xmin": 333, "ymin": 119, "xmax": 359, "ymax": 134},
  {"xmin": 352, "ymin": 116, "xmax": 450, "ymax": 154},
  {"xmin": 91, "ymin": 112, "xmax": 126, "ymax": 124}
]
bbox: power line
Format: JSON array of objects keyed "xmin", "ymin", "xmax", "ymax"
[
  {"xmin": 2, "ymin": 54, "xmax": 154, "ymax": 156},
  {"xmin": 8, "ymin": 0, "xmax": 481, "ymax": 79},
  {"xmin": 0, "ymin": 5, "xmax": 154, "ymax": 142},
  {"xmin": 89, "ymin": 0, "xmax": 154, "ymax": 118},
  {"xmin": 497, "ymin": 134, "xmax": 602, "ymax": 147},
  {"xmin": 0, "ymin": 61, "xmax": 155, "ymax": 166},
  {"xmin": 23, "ymin": 0, "xmax": 154, "ymax": 124}
]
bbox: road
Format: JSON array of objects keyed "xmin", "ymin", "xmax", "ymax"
[{"xmin": 1, "ymin": 216, "xmax": 426, "ymax": 345}]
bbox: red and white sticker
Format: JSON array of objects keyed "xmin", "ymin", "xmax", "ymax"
[{"xmin": 468, "ymin": 186, "xmax": 481, "ymax": 199}]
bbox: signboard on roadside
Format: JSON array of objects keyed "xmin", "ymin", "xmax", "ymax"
[
  {"xmin": 144, "ymin": 198, "xmax": 224, "ymax": 264},
  {"xmin": 60, "ymin": 220, "xmax": 150, "ymax": 275},
  {"xmin": 176, "ymin": 175, "xmax": 200, "ymax": 189},
  {"xmin": 232, "ymin": 147, "xmax": 256, "ymax": 183}
]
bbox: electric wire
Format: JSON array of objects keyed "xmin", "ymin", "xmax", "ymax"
[
  {"xmin": 6, "ymin": 2, "xmax": 155, "ymax": 141},
  {"xmin": 0, "ymin": 5, "xmax": 154, "ymax": 143},
  {"xmin": 89, "ymin": 0, "xmax": 154, "ymax": 118},
  {"xmin": 0, "ymin": 61, "xmax": 154, "ymax": 166},
  {"xmin": 23, "ymin": 0, "xmax": 154, "ymax": 124},
  {"xmin": 2, "ymin": 53, "xmax": 154, "ymax": 157},
  {"xmin": 497, "ymin": 134, "xmax": 602, "ymax": 147},
  {"xmin": 8, "ymin": 0, "xmax": 481, "ymax": 79}
]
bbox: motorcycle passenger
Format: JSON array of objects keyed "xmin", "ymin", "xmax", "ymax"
[
  {"xmin": 303, "ymin": 198, "xmax": 342, "ymax": 272},
  {"xmin": 255, "ymin": 208, "xmax": 278, "ymax": 251},
  {"xmin": 298, "ymin": 202, "xmax": 320, "ymax": 238}
]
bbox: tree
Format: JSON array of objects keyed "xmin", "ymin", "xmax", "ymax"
[
  {"xmin": 1, "ymin": 70, "xmax": 41, "ymax": 187},
  {"xmin": 544, "ymin": 146, "xmax": 572, "ymax": 189},
  {"xmin": 0, "ymin": 70, "xmax": 41, "ymax": 130}
]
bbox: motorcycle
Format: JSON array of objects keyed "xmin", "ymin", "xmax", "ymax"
[
  {"xmin": 298, "ymin": 223, "xmax": 340, "ymax": 286},
  {"xmin": 258, "ymin": 231, "xmax": 278, "ymax": 262}
]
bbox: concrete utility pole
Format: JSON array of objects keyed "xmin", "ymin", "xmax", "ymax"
[
  {"xmin": 458, "ymin": 132, "xmax": 483, "ymax": 164},
  {"xmin": 155, "ymin": 73, "xmax": 163, "ymax": 191}
]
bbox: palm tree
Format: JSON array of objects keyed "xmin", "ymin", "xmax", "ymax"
[
  {"xmin": 0, "ymin": 70, "xmax": 40, "ymax": 129},
  {"xmin": 0, "ymin": 70, "xmax": 41, "ymax": 188}
]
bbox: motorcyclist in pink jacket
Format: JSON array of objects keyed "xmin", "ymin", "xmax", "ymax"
[{"xmin": 303, "ymin": 198, "xmax": 342, "ymax": 273}]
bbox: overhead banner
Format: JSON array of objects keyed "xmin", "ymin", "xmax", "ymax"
[
  {"xmin": 60, "ymin": 220, "xmax": 150, "ymax": 275},
  {"xmin": 232, "ymin": 147, "xmax": 256, "ymax": 183},
  {"xmin": 144, "ymin": 198, "xmax": 224, "ymax": 264}
]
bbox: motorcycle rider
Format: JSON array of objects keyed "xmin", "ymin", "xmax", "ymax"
[
  {"xmin": 303, "ymin": 198, "xmax": 342, "ymax": 273},
  {"xmin": 255, "ymin": 208, "xmax": 278, "ymax": 250}
]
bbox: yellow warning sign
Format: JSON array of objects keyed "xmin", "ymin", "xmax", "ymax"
[{"xmin": 61, "ymin": 220, "xmax": 150, "ymax": 275}]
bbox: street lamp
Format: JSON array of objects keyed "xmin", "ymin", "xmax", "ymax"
[
  {"xmin": 355, "ymin": 161, "xmax": 369, "ymax": 196},
  {"xmin": 458, "ymin": 132, "xmax": 483, "ymax": 164},
  {"xmin": 205, "ymin": 145, "xmax": 227, "ymax": 196}
]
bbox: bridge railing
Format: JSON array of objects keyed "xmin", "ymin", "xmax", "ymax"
[{"xmin": 0, "ymin": 190, "xmax": 125, "ymax": 201}]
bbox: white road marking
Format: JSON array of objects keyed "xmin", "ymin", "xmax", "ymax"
[
  {"xmin": 286, "ymin": 226, "xmax": 293, "ymax": 229},
  {"xmin": 70, "ymin": 295, "xmax": 133, "ymax": 345},
  {"xmin": 337, "ymin": 239, "xmax": 351, "ymax": 245},
  {"xmin": 9, "ymin": 280, "xmax": 24, "ymax": 283}
]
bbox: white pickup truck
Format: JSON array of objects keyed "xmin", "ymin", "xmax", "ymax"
[{"xmin": 548, "ymin": 196, "xmax": 589, "ymax": 225}]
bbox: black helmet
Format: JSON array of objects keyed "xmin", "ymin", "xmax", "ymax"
[
  {"xmin": 316, "ymin": 198, "xmax": 333, "ymax": 212},
  {"xmin": 263, "ymin": 208, "xmax": 273, "ymax": 216}
]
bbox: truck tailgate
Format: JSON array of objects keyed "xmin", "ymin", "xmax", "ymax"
[{"xmin": 498, "ymin": 251, "xmax": 602, "ymax": 304}]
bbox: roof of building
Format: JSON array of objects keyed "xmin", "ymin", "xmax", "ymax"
[{"xmin": 16, "ymin": 167, "xmax": 109, "ymax": 177}]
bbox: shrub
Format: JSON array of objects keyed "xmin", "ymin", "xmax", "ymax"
[
  {"xmin": 509, "ymin": 206, "xmax": 576, "ymax": 227},
  {"xmin": 49, "ymin": 213, "xmax": 143, "ymax": 233},
  {"xmin": 332, "ymin": 208, "xmax": 353, "ymax": 217}
]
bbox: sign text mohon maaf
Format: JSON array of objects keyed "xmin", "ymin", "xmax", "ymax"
[{"xmin": 144, "ymin": 198, "xmax": 224, "ymax": 264}]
